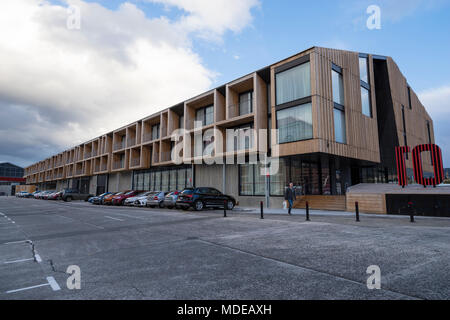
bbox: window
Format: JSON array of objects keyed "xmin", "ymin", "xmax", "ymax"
[
  {"xmin": 332, "ymin": 65, "xmax": 346, "ymax": 144},
  {"xmin": 361, "ymin": 86, "xmax": 372, "ymax": 117},
  {"xmin": 359, "ymin": 54, "xmax": 372, "ymax": 117},
  {"xmin": 239, "ymin": 91, "xmax": 253, "ymax": 115},
  {"xmin": 359, "ymin": 57, "xmax": 369, "ymax": 84},
  {"xmin": 276, "ymin": 62, "xmax": 310, "ymax": 105},
  {"xmin": 239, "ymin": 163, "xmax": 266, "ymax": 196},
  {"xmin": 179, "ymin": 115, "xmax": 184, "ymax": 129},
  {"xmin": 276, "ymin": 103, "xmax": 312, "ymax": 143},
  {"xmin": 227, "ymin": 124, "xmax": 254, "ymax": 151},
  {"xmin": 401, "ymin": 105, "xmax": 408, "ymax": 160},
  {"xmin": 407, "ymin": 86, "xmax": 412, "ymax": 109},
  {"xmin": 332, "ymin": 69, "xmax": 345, "ymax": 106},
  {"xmin": 152, "ymin": 124, "xmax": 160, "ymax": 140},
  {"xmin": 195, "ymin": 105, "xmax": 214, "ymax": 128},
  {"xmin": 334, "ymin": 109, "xmax": 346, "ymax": 144}
]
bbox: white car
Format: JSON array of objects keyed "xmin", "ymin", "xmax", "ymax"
[
  {"xmin": 123, "ymin": 191, "xmax": 153, "ymax": 206},
  {"xmin": 135, "ymin": 192, "xmax": 158, "ymax": 207}
]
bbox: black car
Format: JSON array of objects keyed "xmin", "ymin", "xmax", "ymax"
[
  {"xmin": 176, "ymin": 187, "xmax": 236, "ymax": 211},
  {"xmin": 61, "ymin": 189, "xmax": 93, "ymax": 202}
]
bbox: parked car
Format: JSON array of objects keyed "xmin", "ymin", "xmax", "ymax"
[
  {"xmin": 124, "ymin": 191, "xmax": 153, "ymax": 206},
  {"xmin": 28, "ymin": 191, "xmax": 40, "ymax": 198},
  {"xmin": 61, "ymin": 189, "xmax": 93, "ymax": 202},
  {"xmin": 163, "ymin": 191, "xmax": 181, "ymax": 209},
  {"xmin": 90, "ymin": 192, "xmax": 113, "ymax": 205},
  {"xmin": 135, "ymin": 192, "xmax": 156, "ymax": 207},
  {"xmin": 16, "ymin": 191, "xmax": 30, "ymax": 197},
  {"xmin": 40, "ymin": 190, "xmax": 55, "ymax": 200},
  {"xmin": 47, "ymin": 191, "xmax": 62, "ymax": 200},
  {"xmin": 146, "ymin": 191, "xmax": 168, "ymax": 208},
  {"xmin": 176, "ymin": 187, "xmax": 236, "ymax": 211},
  {"xmin": 111, "ymin": 190, "xmax": 143, "ymax": 206},
  {"xmin": 102, "ymin": 192, "xmax": 122, "ymax": 205}
]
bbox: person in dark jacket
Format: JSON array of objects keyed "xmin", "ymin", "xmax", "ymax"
[{"xmin": 284, "ymin": 182, "xmax": 295, "ymax": 214}]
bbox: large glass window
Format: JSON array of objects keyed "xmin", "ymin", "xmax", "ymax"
[
  {"xmin": 178, "ymin": 168, "xmax": 186, "ymax": 190},
  {"xmin": 161, "ymin": 170, "xmax": 169, "ymax": 191},
  {"xmin": 152, "ymin": 124, "xmax": 160, "ymax": 140},
  {"xmin": 228, "ymin": 124, "xmax": 254, "ymax": 151},
  {"xmin": 269, "ymin": 158, "xmax": 286, "ymax": 196},
  {"xmin": 359, "ymin": 54, "xmax": 372, "ymax": 118},
  {"xmin": 334, "ymin": 109, "xmax": 346, "ymax": 144},
  {"xmin": 361, "ymin": 87, "xmax": 372, "ymax": 117},
  {"xmin": 169, "ymin": 170, "xmax": 177, "ymax": 191},
  {"xmin": 359, "ymin": 57, "xmax": 368, "ymax": 83},
  {"xmin": 239, "ymin": 91, "xmax": 253, "ymax": 115},
  {"xmin": 332, "ymin": 69, "xmax": 344, "ymax": 106},
  {"xmin": 276, "ymin": 103, "xmax": 313, "ymax": 143},
  {"xmin": 195, "ymin": 105, "xmax": 214, "ymax": 128},
  {"xmin": 239, "ymin": 164, "xmax": 254, "ymax": 196},
  {"xmin": 332, "ymin": 65, "xmax": 346, "ymax": 144},
  {"xmin": 276, "ymin": 62, "xmax": 311, "ymax": 105}
]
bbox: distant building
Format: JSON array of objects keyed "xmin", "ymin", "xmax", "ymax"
[
  {"xmin": 0, "ymin": 163, "xmax": 25, "ymax": 196},
  {"xmin": 445, "ymin": 168, "xmax": 450, "ymax": 179}
]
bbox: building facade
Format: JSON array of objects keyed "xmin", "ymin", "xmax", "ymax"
[
  {"xmin": 24, "ymin": 47, "xmax": 435, "ymax": 207},
  {"xmin": 0, "ymin": 163, "xmax": 25, "ymax": 196}
]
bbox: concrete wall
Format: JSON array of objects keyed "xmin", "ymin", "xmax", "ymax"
[{"xmin": 108, "ymin": 171, "xmax": 132, "ymax": 192}]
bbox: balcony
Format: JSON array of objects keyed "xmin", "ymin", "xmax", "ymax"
[
  {"xmin": 113, "ymin": 161, "xmax": 125, "ymax": 170},
  {"xmin": 75, "ymin": 168, "xmax": 83, "ymax": 176},
  {"xmin": 127, "ymin": 137, "xmax": 136, "ymax": 148},
  {"xmin": 130, "ymin": 158, "xmax": 140, "ymax": 167},
  {"xmin": 114, "ymin": 141, "xmax": 125, "ymax": 151},
  {"xmin": 84, "ymin": 151, "xmax": 92, "ymax": 159}
]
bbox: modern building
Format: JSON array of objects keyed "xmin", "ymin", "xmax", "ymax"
[
  {"xmin": 0, "ymin": 162, "xmax": 25, "ymax": 196},
  {"xmin": 24, "ymin": 47, "xmax": 435, "ymax": 209}
]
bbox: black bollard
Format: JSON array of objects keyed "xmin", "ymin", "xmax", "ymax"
[
  {"xmin": 224, "ymin": 200, "xmax": 227, "ymax": 218},
  {"xmin": 408, "ymin": 201, "xmax": 415, "ymax": 223},
  {"xmin": 260, "ymin": 201, "xmax": 264, "ymax": 219},
  {"xmin": 355, "ymin": 201, "xmax": 360, "ymax": 222},
  {"xmin": 306, "ymin": 201, "xmax": 310, "ymax": 221}
]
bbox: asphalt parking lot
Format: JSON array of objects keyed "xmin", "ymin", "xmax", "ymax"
[{"xmin": 0, "ymin": 197, "xmax": 449, "ymax": 300}]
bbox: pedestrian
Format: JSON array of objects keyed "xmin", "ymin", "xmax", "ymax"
[{"xmin": 284, "ymin": 182, "xmax": 295, "ymax": 215}]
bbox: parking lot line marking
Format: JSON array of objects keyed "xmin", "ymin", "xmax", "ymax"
[
  {"xmin": 46, "ymin": 277, "xmax": 61, "ymax": 291},
  {"xmin": 3, "ymin": 240, "xmax": 30, "ymax": 245},
  {"xmin": 3, "ymin": 258, "xmax": 34, "ymax": 264},
  {"xmin": 6, "ymin": 283, "xmax": 50, "ymax": 294},
  {"xmin": 104, "ymin": 216, "xmax": 124, "ymax": 221}
]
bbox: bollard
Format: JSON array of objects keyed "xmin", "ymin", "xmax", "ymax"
[
  {"xmin": 224, "ymin": 200, "xmax": 227, "ymax": 218},
  {"xmin": 408, "ymin": 201, "xmax": 415, "ymax": 223},
  {"xmin": 305, "ymin": 201, "xmax": 310, "ymax": 221},
  {"xmin": 260, "ymin": 201, "xmax": 264, "ymax": 219},
  {"xmin": 355, "ymin": 201, "xmax": 360, "ymax": 222}
]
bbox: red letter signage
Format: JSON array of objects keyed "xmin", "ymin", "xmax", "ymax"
[
  {"xmin": 412, "ymin": 144, "xmax": 444, "ymax": 187},
  {"xmin": 395, "ymin": 146, "xmax": 410, "ymax": 187},
  {"xmin": 395, "ymin": 144, "xmax": 444, "ymax": 187}
]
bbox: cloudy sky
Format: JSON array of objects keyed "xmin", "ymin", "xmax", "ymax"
[{"xmin": 1, "ymin": 0, "xmax": 449, "ymax": 167}]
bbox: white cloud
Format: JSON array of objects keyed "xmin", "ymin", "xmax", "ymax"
[
  {"xmin": 419, "ymin": 86, "xmax": 450, "ymax": 116},
  {"xmin": 0, "ymin": 0, "xmax": 258, "ymax": 166},
  {"xmin": 147, "ymin": 0, "xmax": 260, "ymax": 40},
  {"xmin": 419, "ymin": 85, "xmax": 450, "ymax": 167}
]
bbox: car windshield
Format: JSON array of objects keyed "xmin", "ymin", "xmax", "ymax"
[
  {"xmin": 125, "ymin": 191, "xmax": 135, "ymax": 195},
  {"xmin": 114, "ymin": 192, "xmax": 123, "ymax": 196},
  {"xmin": 99, "ymin": 193, "xmax": 108, "ymax": 197},
  {"xmin": 181, "ymin": 189, "xmax": 194, "ymax": 195}
]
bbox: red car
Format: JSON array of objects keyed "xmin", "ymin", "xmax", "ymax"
[{"xmin": 112, "ymin": 190, "xmax": 143, "ymax": 206}]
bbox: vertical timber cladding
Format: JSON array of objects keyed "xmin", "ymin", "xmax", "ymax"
[{"xmin": 312, "ymin": 47, "xmax": 381, "ymax": 163}]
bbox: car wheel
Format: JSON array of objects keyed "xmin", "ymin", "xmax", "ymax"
[
  {"xmin": 65, "ymin": 196, "xmax": 72, "ymax": 202},
  {"xmin": 194, "ymin": 200, "xmax": 204, "ymax": 211},
  {"xmin": 158, "ymin": 202, "xmax": 164, "ymax": 208},
  {"xmin": 226, "ymin": 200, "xmax": 235, "ymax": 210}
]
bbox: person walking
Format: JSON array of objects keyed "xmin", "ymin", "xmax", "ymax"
[{"xmin": 284, "ymin": 182, "xmax": 295, "ymax": 215}]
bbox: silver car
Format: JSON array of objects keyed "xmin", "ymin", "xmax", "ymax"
[
  {"xmin": 146, "ymin": 191, "xmax": 168, "ymax": 208},
  {"xmin": 162, "ymin": 191, "xmax": 180, "ymax": 209},
  {"xmin": 124, "ymin": 191, "xmax": 153, "ymax": 206}
]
